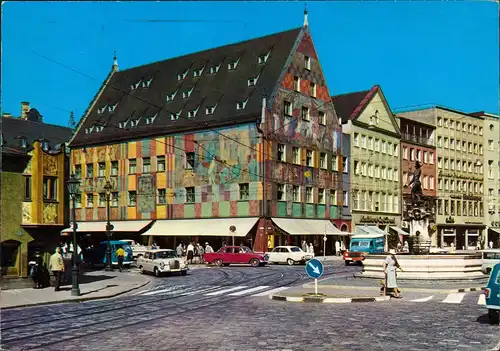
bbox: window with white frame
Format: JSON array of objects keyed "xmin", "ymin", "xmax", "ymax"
[
  {"xmin": 360, "ymin": 162, "xmax": 366, "ymax": 176},
  {"xmin": 437, "ymin": 157, "xmax": 442, "ymax": 168},
  {"xmin": 375, "ymin": 165, "xmax": 380, "ymax": 178},
  {"xmin": 416, "ymin": 150, "xmax": 421, "ymax": 162},
  {"xmin": 352, "ymin": 191, "xmax": 359, "ymax": 210},
  {"xmin": 74, "ymin": 165, "xmax": 82, "ymax": 179},
  {"xmin": 236, "ymin": 99, "xmax": 248, "ymax": 110},
  {"xmin": 429, "ymin": 152, "xmax": 434, "ymax": 164},
  {"xmin": 277, "ymin": 184, "xmax": 285, "ymax": 201},
  {"xmin": 343, "ymin": 191, "xmax": 349, "ymax": 207},
  {"xmin": 128, "ymin": 191, "xmax": 136, "ymax": 206},
  {"xmin": 310, "ymin": 83, "xmax": 316, "ymax": 97},
  {"xmin": 393, "ymin": 144, "xmax": 398, "ymax": 157},
  {"xmin": 381, "ymin": 167, "xmax": 387, "ymax": 179},
  {"xmin": 354, "ymin": 133, "xmax": 360, "ymax": 147},
  {"xmin": 374, "ymin": 139, "xmax": 380, "ymax": 152},
  {"xmin": 368, "ymin": 164, "xmax": 374, "ymax": 178},
  {"xmin": 318, "ymin": 111, "xmax": 326, "ymax": 125},
  {"xmin": 75, "ymin": 194, "xmax": 82, "ymax": 208},
  {"xmin": 277, "ymin": 144, "xmax": 285, "ymax": 162},
  {"xmin": 283, "ymin": 100, "xmax": 292, "ymax": 116},
  {"xmin": 342, "ymin": 157, "xmax": 348, "ymax": 173},
  {"xmin": 305, "ymin": 187, "xmax": 313, "ymax": 203},
  {"xmin": 381, "ymin": 141, "xmax": 387, "ymax": 153},
  {"xmin": 142, "ymin": 158, "xmax": 151, "ymax": 173},
  {"xmin": 330, "ymin": 189, "xmax": 337, "ymax": 205},
  {"xmin": 301, "ymin": 106, "xmax": 310, "ymax": 121},
  {"xmin": 319, "ymin": 152, "xmax": 327, "ymax": 169},
  {"xmin": 393, "ymin": 168, "xmax": 398, "ymax": 182},
  {"xmin": 306, "ymin": 150, "xmax": 313, "ymax": 167},
  {"xmin": 403, "ymin": 172, "xmax": 408, "ymax": 185},
  {"xmin": 98, "ymin": 162, "xmax": 105, "ymax": 177},
  {"xmin": 239, "ymin": 183, "xmax": 249, "ymax": 200},
  {"xmin": 318, "ymin": 188, "xmax": 325, "ymax": 204},
  {"xmin": 157, "ymin": 156, "xmax": 165, "ymax": 172},
  {"xmin": 293, "ymin": 76, "xmax": 300, "ymax": 91},
  {"xmin": 410, "ymin": 148, "xmax": 415, "ymax": 161},
  {"xmin": 292, "ymin": 185, "xmax": 300, "ymax": 202},
  {"xmin": 129, "ymin": 159, "xmax": 137, "ymax": 174},
  {"xmin": 292, "ymin": 147, "xmax": 300, "ymax": 164},
  {"xmin": 157, "ymin": 189, "xmax": 166, "ymax": 205},
  {"xmin": 304, "ymin": 56, "xmax": 311, "ymax": 70},
  {"xmin": 186, "ymin": 152, "xmax": 195, "ymax": 169},
  {"xmin": 185, "ymin": 187, "xmax": 195, "ymax": 203},
  {"xmin": 354, "ymin": 160, "xmax": 360, "ymax": 175},
  {"xmin": 86, "ymin": 193, "xmax": 94, "ymax": 207},
  {"xmin": 368, "ymin": 137, "xmax": 374, "ymax": 150},
  {"xmin": 98, "ymin": 193, "xmax": 106, "ymax": 207},
  {"xmin": 423, "ymin": 175, "xmax": 429, "ymax": 189},
  {"xmin": 387, "ymin": 143, "xmax": 393, "ymax": 156},
  {"xmin": 361, "ymin": 135, "xmax": 367, "ymax": 148},
  {"xmin": 86, "ymin": 163, "xmax": 94, "ymax": 178},
  {"xmin": 332, "ymin": 155, "xmax": 339, "ymax": 172},
  {"xmin": 387, "ymin": 168, "xmax": 393, "ymax": 181},
  {"xmin": 228, "ymin": 58, "xmax": 240, "ymax": 70}
]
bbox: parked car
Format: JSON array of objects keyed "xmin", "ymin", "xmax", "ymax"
[
  {"xmin": 83, "ymin": 240, "xmax": 134, "ymax": 268},
  {"xmin": 120, "ymin": 239, "xmax": 149, "ymax": 259},
  {"xmin": 480, "ymin": 249, "xmax": 500, "ymax": 274},
  {"xmin": 137, "ymin": 249, "xmax": 188, "ymax": 277},
  {"xmin": 203, "ymin": 246, "xmax": 269, "ymax": 267},
  {"xmin": 344, "ymin": 234, "xmax": 385, "ymax": 266},
  {"xmin": 267, "ymin": 246, "xmax": 313, "ymax": 265},
  {"xmin": 484, "ymin": 262, "xmax": 500, "ymax": 324}
]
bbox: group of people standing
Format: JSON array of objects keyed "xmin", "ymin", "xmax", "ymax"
[
  {"xmin": 176, "ymin": 242, "xmax": 214, "ymax": 264},
  {"xmin": 29, "ymin": 247, "xmax": 66, "ymax": 291},
  {"xmin": 300, "ymin": 240, "xmax": 315, "ymax": 255}
]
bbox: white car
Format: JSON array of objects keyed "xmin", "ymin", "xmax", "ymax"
[
  {"xmin": 137, "ymin": 249, "xmax": 188, "ymax": 277},
  {"xmin": 121, "ymin": 239, "xmax": 149, "ymax": 259},
  {"xmin": 267, "ymin": 246, "xmax": 314, "ymax": 266}
]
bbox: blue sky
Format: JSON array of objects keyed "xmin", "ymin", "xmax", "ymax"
[{"xmin": 2, "ymin": 1, "xmax": 498, "ymax": 127}]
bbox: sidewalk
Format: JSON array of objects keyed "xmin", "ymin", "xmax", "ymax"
[
  {"xmin": 270, "ymin": 286, "xmax": 390, "ymax": 303},
  {"xmin": 0, "ymin": 270, "xmax": 150, "ymax": 310},
  {"xmin": 303, "ymin": 276, "xmax": 487, "ymax": 293}
]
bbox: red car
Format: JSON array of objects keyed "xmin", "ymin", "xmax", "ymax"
[{"xmin": 203, "ymin": 246, "xmax": 269, "ymax": 267}]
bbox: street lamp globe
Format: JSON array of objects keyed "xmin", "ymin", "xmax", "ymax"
[
  {"xmin": 66, "ymin": 174, "xmax": 80, "ymax": 197},
  {"xmin": 104, "ymin": 179, "xmax": 112, "ymax": 195}
]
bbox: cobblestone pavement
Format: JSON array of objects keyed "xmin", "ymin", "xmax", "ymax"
[
  {"xmin": 3, "ymin": 262, "xmax": 498, "ymax": 351},
  {"xmin": 316, "ymin": 276, "xmax": 488, "ymax": 289}
]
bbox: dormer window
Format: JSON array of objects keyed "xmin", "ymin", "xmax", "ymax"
[
  {"xmin": 237, "ymin": 99, "xmax": 248, "ymax": 110},
  {"xmin": 182, "ymin": 88, "xmax": 194, "ymax": 99},
  {"xmin": 130, "ymin": 118, "xmax": 140, "ymax": 128},
  {"xmin": 130, "ymin": 81, "xmax": 141, "ymax": 91},
  {"xmin": 258, "ymin": 51, "xmax": 270, "ymax": 64},
  {"xmin": 188, "ymin": 107, "xmax": 200, "ymax": 119},
  {"xmin": 42, "ymin": 141, "xmax": 49, "ymax": 151},
  {"xmin": 142, "ymin": 78, "xmax": 153, "ymax": 88},
  {"xmin": 170, "ymin": 111, "xmax": 181, "ymax": 121},
  {"xmin": 95, "ymin": 125, "xmax": 104, "ymax": 132},
  {"xmin": 108, "ymin": 103, "xmax": 118, "ymax": 112},
  {"xmin": 97, "ymin": 106, "xmax": 107, "ymax": 114},
  {"xmin": 193, "ymin": 67, "xmax": 205, "ymax": 78},
  {"xmin": 177, "ymin": 70, "xmax": 188, "ymax": 81},
  {"xmin": 248, "ymin": 74, "xmax": 260, "ymax": 87},
  {"xmin": 145, "ymin": 113, "xmax": 157, "ymax": 125},
  {"xmin": 228, "ymin": 58, "xmax": 240, "ymax": 71},
  {"xmin": 20, "ymin": 137, "xmax": 27, "ymax": 148},
  {"xmin": 119, "ymin": 121, "xmax": 128, "ymax": 129},
  {"xmin": 166, "ymin": 91, "xmax": 177, "ymax": 102},
  {"xmin": 206, "ymin": 104, "xmax": 217, "ymax": 115},
  {"xmin": 210, "ymin": 64, "xmax": 221, "ymax": 74},
  {"xmin": 85, "ymin": 126, "xmax": 95, "ymax": 134}
]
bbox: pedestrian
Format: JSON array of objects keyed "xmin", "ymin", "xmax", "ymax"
[
  {"xmin": 301, "ymin": 240, "xmax": 307, "ymax": 253},
  {"xmin": 489, "ymin": 241, "xmax": 494, "ymax": 249},
  {"xmin": 335, "ymin": 240, "xmax": 341, "ymax": 256},
  {"xmin": 31, "ymin": 250, "xmax": 43, "ymax": 289},
  {"xmin": 116, "ymin": 246, "xmax": 126, "ymax": 272},
  {"xmin": 403, "ymin": 241, "xmax": 409, "ymax": 252},
  {"xmin": 186, "ymin": 242, "xmax": 194, "ymax": 264},
  {"xmin": 383, "ymin": 249, "xmax": 403, "ymax": 298},
  {"xmin": 205, "ymin": 242, "xmax": 214, "ymax": 254},
  {"xmin": 49, "ymin": 247, "xmax": 65, "ymax": 292},
  {"xmin": 176, "ymin": 243, "xmax": 183, "ymax": 257},
  {"xmin": 308, "ymin": 243, "xmax": 315, "ymax": 256},
  {"xmin": 196, "ymin": 243, "xmax": 205, "ymax": 263}
]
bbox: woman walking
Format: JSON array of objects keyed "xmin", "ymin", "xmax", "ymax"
[{"xmin": 383, "ymin": 249, "xmax": 403, "ymax": 298}]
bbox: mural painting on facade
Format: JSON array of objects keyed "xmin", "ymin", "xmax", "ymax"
[
  {"xmin": 95, "ymin": 177, "xmax": 118, "ymax": 193},
  {"xmin": 22, "ymin": 202, "xmax": 32, "ymax": 223},
  {"xmin": 43, "ymin": 203, "xmax": 58, "ymax": 224},
  {"xmin": 42, "ymin": 153, "xmax": 58, "ymax": 176},
  {"xmin": 138, "ymin": 175, "xmax": 155, "ymax": 213}
]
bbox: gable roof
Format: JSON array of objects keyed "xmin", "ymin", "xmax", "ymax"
[
  {"xmin": 70, "ymin": 27, "xmax": 303, "ymax": 147},
  {"xmin": 1, "ymin": 113, "xmax": 73, "ymax": 155},
  {"xmin": 331, "ymin": 89, "xmax": 371, "ymax": 124}
]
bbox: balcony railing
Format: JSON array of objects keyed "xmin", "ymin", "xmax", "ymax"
[{"xmin": 402, "ymin": 133, "xmax": 435, "ymax": 147}]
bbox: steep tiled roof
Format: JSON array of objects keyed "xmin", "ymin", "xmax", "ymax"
[
  {"xmin": 1, "ymin": 112, "xmax": 73, "ymax": 155},
  {"xmin": 71, "ymin": 27, "xmax": 303, "ymax": 147},
  {"xmin": 331, "ymin": 89, "xmax": 370, "ymax": 124}
]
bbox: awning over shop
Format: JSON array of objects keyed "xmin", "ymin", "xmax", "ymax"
[
  {"xmin": 355, "ymin": 226, "xmax": 389, "ymax": 236},
  {"xmin": 61, "ymin": 220, "xmax": 153, "ymax": 234},
  {"xmin": 142, "ymin": 217, "xmax": 260, "ymax": 237},
  {"xmin": 271, "ymin": 218, "xmax": 349, "ymax": 236},
  {"xmin": 489, "ymin": 228, "xmax": 500, "ymax": 235},
  {"xmin": 390, "ymin": 226, "xmax": 409, "ymax": 236}
]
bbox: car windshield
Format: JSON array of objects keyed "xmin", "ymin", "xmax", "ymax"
[
  {"xmin": 290, "ymin": 247, "xmax": 302, "ymax": 252},
  {"xmin": 154, "ymin": 251, "xmax": 178, "ymax": 259},
  {"xmin": 352, "ymin": 241, "xmax": 369, "ymax": 247},
  {"xmin": 120, "ymin": 244, "xmax": 132, "ymax": 251},
  {"xmin": 238, "ymin": 246, "xmax": 252, "ymax": 253}
]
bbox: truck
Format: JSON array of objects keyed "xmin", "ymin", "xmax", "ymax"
[{"xmin": 343, "ymin": 234, "xmax": 385, "ymax": 266}]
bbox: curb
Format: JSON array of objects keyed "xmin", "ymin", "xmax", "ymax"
[
  {"xmin": 270, "ymin": 294, "xmax": 390, "ymax": 303},
  {"xmin": 302, "ymin": 284, "xmax": 485, "ymax": 294},
  {"xmin": 1, "ymin": 279, "xmax": 151, "ymax": 310}
]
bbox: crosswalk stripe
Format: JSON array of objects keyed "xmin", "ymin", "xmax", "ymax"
[
  {"xmin": 252, "ymin": 287, "xmax": 290, "ymax": 297},
  {"xmin": 478, "ymin": 294, "xmax": 486, "ymax": 305},
  {"xmin": 180, "ymin": 286, "xmax": 221, "ymax": 296},
  {"xmin": 443, "ymin": 293, "xmax": 465, "ymax": 304},
  {"xmin": 228, "ymin": 286, "xmax": 270, "ymax": 296},
  {"xmin": 142, "ymin": 287, "xmax": 180, "ymax": 296},
  {"xmin": 205, "ymin": 286, "xmax": 248, "ymax": 296},
  {"xmin": 410, "ymin": 296, "xmax": 434, "ymax": 302}
]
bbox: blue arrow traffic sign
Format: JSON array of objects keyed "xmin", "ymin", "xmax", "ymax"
[{"xmin": 305, "ymin": 258, "xmax": 324, "ymax": 279}]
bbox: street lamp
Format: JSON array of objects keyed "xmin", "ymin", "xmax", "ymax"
[
  {"xmin": 66, "ymin": 174, "xmax": 81, "ymax": 296},
  {"xmin": 104, "ymin": 179, "xmax": 114, "ymax": 271}
]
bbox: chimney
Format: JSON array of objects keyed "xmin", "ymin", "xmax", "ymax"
[
  {"xmin": 21, "ymin": 101, "xmax": 30, "ymax": 120},
  {"xmin": 2, "ymin": 112, "xmax": 12, "ymax": 118}
]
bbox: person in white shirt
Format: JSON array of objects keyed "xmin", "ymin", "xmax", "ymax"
[
  {"xmin": 308, "ymin": 243, "xmax": 315, "ymax": 256},
  {"xmin": 186, "ymin": 242, "xmax": 195, "ymax": 264},
  {"xmin": 335, "ymin": 240, "xmax": 341, "ymax": 256},
  {"xmin": 205, "ymin": 242, "xmax": 214, "ymax": 254}
]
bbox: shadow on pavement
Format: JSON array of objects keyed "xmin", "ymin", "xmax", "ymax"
[
  {"xmin": 80, "ymin": 284, "xmax": 119, "ymax": 296},
  {"xmin": 476, "ymin": 313, "xmax": 495, "ymax": 325}
]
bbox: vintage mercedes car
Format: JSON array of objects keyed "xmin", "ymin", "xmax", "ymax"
[
  {"xmin": 137, "ymin": 249, "xmax": 188, "ymax": 277},
  {"xmin": 203, "ymin": 246, "xmax": 269, "ymax": 267},
  {"xmin": 267, "ymin": 246, "xmax": 313, "ymax": 265}
]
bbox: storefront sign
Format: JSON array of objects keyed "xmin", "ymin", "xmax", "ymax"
[{"xmin": 359, "ymin": 216, "xmax": 396, "ymax": 224}]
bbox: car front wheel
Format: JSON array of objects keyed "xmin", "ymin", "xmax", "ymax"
[
  {"xmin": 344, "ymin": 261, "xmax": 350, "ymax": 266},
  {"xmin": 214, "ymin": 259, "xmax": 223, "ymax": 267},
  {"xmin": 154, "ymin": 267, "xmax": 161, "ymax": 277},
  {"xmin": 488, "ymin": 309, "xmax": 499, "ymax": 325},
  {"xmin": 139, "ymin": 266, "xmax": 145, "ymax": 274},
  {"xmin": 250, "ymin": 258, "xmax": 260, "ymax": 267},
  {"xmin": 287, "ymin": 258, "xmax": 295, "ymax": 266}
]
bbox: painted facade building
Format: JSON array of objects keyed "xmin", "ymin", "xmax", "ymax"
[
  {"xmin": 1, "ymin": 103, "xmax": 72, "ymax": 277},
  {"xmin": 399, "ymin": 107, "xmax": 485, "ymax": 249},
  {"xmin": 333, "ymin": 85, "xmax": 402, "ymax": 237},
  {"xmin": 397, "ymin": 115, "xmax": 437, "ymax": 238},
  {"xmin": 471, "ymin": 112, "xmax": 500, "ymax": 247},
  {"xmin": 68, "ymin": 16, "xmax": 345, "ymax": 253}
]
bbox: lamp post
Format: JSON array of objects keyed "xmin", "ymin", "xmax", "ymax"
[
  {"xmin": 104, "ymin": 180, "xmax": 113, "ymax": 271},
  {"xmin": 66, "ymin": 174, "xmax": 81, "ymax": 296}
]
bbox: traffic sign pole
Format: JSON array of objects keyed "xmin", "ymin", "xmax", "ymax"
[
  {"xmin": 305, "ymin": 258, "xmax": 324, "ymax": 296},
  {"xmin": 315, "ymin": 278, "xmax": 318, "ymax": 295}
]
